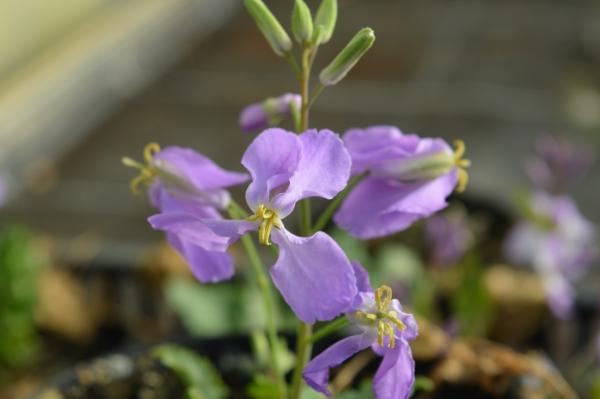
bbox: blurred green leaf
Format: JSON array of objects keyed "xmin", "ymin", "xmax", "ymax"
[
  {"xmin": 451, "ymin": 254, "xmax": 492, "ymax": 336},
  {"xmin": 153, "ymin": 344, "xmax": 228, "ymax": 399},
  {"xmin": 411, "ymin": 375, "xmax": 434, "ymax": 396},
  {"xmin": 247, "ymin": 374, "xmax": 280, "ymax": 399},
  {"xmin": 334, "ymin": 381, "xmax": 373, "ymax": 398},
  {"xmin": 330, "ymin": 228, "xmax": 372, "ymax": 267}
]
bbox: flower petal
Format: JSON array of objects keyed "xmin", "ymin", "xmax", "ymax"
[
  {"xmin": 166, "ymin": 233, "xmax": 235, "ymax": 283},
  {"xmin": 270, "ymin": 229, "xmax": 358, "ymax": 323},
  {"xmin": 154, "ymin": 146, "xmax": 248, "ymax": 191},
  {"xmin": 351, "ymin": 261, "xmax": 372, "ymax": 293},
  {"xmin": 149, "ymin": 184, "xmax": 222, "ymax": 218},
  {"xmin": 271, "ymin": 129, "xmax": 351, "ymax": 217},
  {"xmin": 242, "ymin": 128, "xmax": 301, "ymax": 211},
  {"xmin": 303, "ymin": 334, "xmax": 372, "ymax": 397},
  {"xmin": 373, "ymin": 340, "xmax": 415, "ymax": 399},
  {"xmin": 334, "ymin": 173, "xmax": 457, "ymax": 239}
]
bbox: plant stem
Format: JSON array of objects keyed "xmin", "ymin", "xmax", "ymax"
[
  {"xmin": 289, "ymin": 45, "xmax": 315, "ymax": 399},
  {"xmin": 228, "ymin": 205, "xmax": 287, "ymax": 398},
  {"xmin": 311, "ymin": 174, "xmax": 365, "ymax": 234},
  {"xmin": 290, "ymin": 322, "xmax": 313, "ymax": 399},
  {"xmin": 310, "ymin": 317, "xmax": 349, "ymax": 343}
]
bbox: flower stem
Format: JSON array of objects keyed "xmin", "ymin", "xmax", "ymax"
[
  {"xmin": 310, "ymin": 317, "xmax": 349, "ymax": 344},
  {"xmin": 228, "ymin": 204, "xmax": 287, "ymax": 398},
  {"xmin": 289, "ymin": 45, "xmax": 316, "ymax": 399},
  {"xmin": 290, "ymin": 322, "xmax": 313, "ymax": 399}
]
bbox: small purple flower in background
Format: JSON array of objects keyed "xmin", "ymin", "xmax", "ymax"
[
  {"xmin": 334, "ymin": 126, "xmax": 470, "ymax": 239},
  {"xmin": 425, "ymin": 209, "xmax": 473, "ymax": 267},
  {"xmin": 149, "ymin": 128, "xmax": 359, "ymax": 323},
  {"xmin": 239, "ymin": 93, "xmax": 301, "ymax": 133},
  {"xmin": 123, "ymin": 143, "xmax": 249, "ymax": 282},
  {"xmin": 304, "ymin": 262, "xmax": 418, "ymax": 399},
  {"xmin": 526, "ymin": 135, "xmax": 595, "ymax": 193},
  {"xmin": 504, "ymin": 191, "xmax": 597, "ymax": 319}
]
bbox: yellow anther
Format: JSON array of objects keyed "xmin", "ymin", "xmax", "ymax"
[
  {"xmin": 247, "ymin": 204, "xmax": 282, "ymax": 246},
  {"xmin": 386, "ymin": 311, "xmax": 407, "ymax": 331},
  {"xmin": 453, "ymin": 139, "xmax": 471, "ymax": 193},
  {"xmin": 122, "ymin": 143, "xmax": 162, "ymax": 195},
  {"xmin": 384, "ymin": 323, "xmax": 396, "ymax": 348},
  {"xmin": 355, "ymin": 311, "xmax": 377, "ymax": 322},
  {"xmin": 375, "ymin": 285, "xmax": 392, "ymax": 312},
  {"xmin": 377, "ymin": 321, "xmax": 385, "ymax": 347}
]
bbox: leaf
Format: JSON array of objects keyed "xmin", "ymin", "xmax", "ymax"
[
  {"xmin": 411, "ymin": 376, "xmax": 434, "ymax": 396},
  {"xmin": 246, "ymin": 374, "xmax": 280, "ymax": 399},
  {"xmin": 153, "ymin": 344, "xmax": 228, "ymax": 399},
  {"xmin": 334, "ymin": 381, "xmax": 374, "ymax": 398}
]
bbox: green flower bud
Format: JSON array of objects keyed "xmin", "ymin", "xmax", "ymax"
[
  {"xmin": 292, "ymin": 0, "xmax": 313, "ymax": 44},
  {"xmin": 319, "ymin": 27, "xmax": 375, "ymax": 86},
  {"xmin": 244, "ymin": 0, "xmax": 292, "ymax": 56},
  {"xmin": 314, "ymin": 0, "xmax": 337, "ymax": 44}
]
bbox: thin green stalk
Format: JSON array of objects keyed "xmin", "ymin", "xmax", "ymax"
[
  {"xmin": 310, "ymin": 317, "xmax": 349, "ymax": 343},
  {"xmin": 290, "ymin": 322, "xmax": 313, "ymax": 399},
  {"xmin": 311, "ymin": 174, "xmax": 364, "ymax": 234},
  {"xmin": 228, "ymin": 204, "xmax": 287, "ymax": 398}
]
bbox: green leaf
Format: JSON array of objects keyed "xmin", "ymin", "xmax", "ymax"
[
  {"xmin": 411, "ymin": 376, "xmax": 434, "ymax": 396},
  {"xmin": 334, "ymin": 380, "xmax": 373, "ymax": 398},
  {"xmin": 153, "ymin": 344, "xmax": 228, "ymax": 399},
  {"xmin": 247, "ymin": 374, "xmax": 280, "ymax": 399}
]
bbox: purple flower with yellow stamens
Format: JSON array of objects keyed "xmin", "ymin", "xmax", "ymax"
[
  {"xmin": 334, "ymin": 126, "xmax": 470, "ymax": 239},
  {"xmin": 239, "ymin": 93, "xmax": 301, "ymax": 133},
  {"xmin": 304, "ymin": 263, "xmax": 417, "ymax": 399},
  {"xmin": 504, "ymin": 191, "xmax": 597, "ymax": 319},
  {"xmin": 123, "ymin": 143, "xmax": 249, "ymax": 282},
  {"xmin": 149, "ymin": 128, "xmax": 359, "ymax": 323}
]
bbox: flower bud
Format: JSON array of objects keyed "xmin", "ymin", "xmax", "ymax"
[
  {"xmin": 292, "ymin": 0, "xmax": 313, "ymax": 44},
  {"xmin": 319, "ymin": 27, "xmax": 375, "ymax": 86},
  {"xmin": 373, "ymin": 150, "xmax": 456, "ymax": 182},
  {"xmin": 239, "ymin": 93, "xmax": 302, "ymax": 133},
  {"xmin": 314, "ymin": 0, "xmax": 337, "ymax": 44},
  {"xmin": 244, "ymin": 0, "xmax": 292, "ymax": 56}
]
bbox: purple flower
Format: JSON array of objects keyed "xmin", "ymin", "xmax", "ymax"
[
  {"xmin": 526, "ymin": 135, "xmax": 595, "ymax": 193},
  {"xmin": 123, "ymin": 143, "xmax": 249, "ymax": 282},
  {"xmin": 425, "ymin": 210, "xmax": 473, "ymax": 267},
  {"xmin": 504, "ymin": 191, "xmax": 597, "ymax": 319},
  {"xmin": 239, "ymin": 93, "xmax": 301, "ymax": 133},
  {"xmin": 150, "ymin": 128, "xmax": 359, "ymax": 323},
  {"xmin": 334, "ymin": 126, "xmax": 470, "ymax": 239},
  {"xmin": 303, "ymin": 263, "xmax": 418, "ymax": 399}
]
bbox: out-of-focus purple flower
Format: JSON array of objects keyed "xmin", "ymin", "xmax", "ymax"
[
  {"xmin": 150, "ymin": 128, "xmax": 359, "ymax": 323},
  {"xmin": 526, "ymin": 136, "xmax": 595, "ymax": 193},
  {"xmin": 504, "ymin": 191, "xmax": 597, "ymax": 319},
  {"xmin": 239, "ymin": 93, "xmax": 301, "ymax": 133},
  {"xmin": 304, "ymin": 263, "xmax": 418, "ymax": 399},
  {"xmin": 425, "ymin": 210, "xmax": 474, "ymax": 267},
  {"xmin": 334, "ymin": 126, "xmax": 470, "ymax": 240},
  {"xmin": 123, "ymin": 143, "xmax": 249, "ymax": 282}
]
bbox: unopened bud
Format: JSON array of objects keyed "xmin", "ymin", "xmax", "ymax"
[
  {"xmin": 292, "ymin": 0, "xmax": 313, "ymax": 44},
  {"xmin": 245, "ymin": 0, "xmax": 292, "ymax": 56},
  {"xmin": 239, "ymin": 93, "xmax": 302, "ymax": 133},
  {"xmin": 314, "ymin": 0, "xmax": 337, "ymax": 44},
  {"xmin": 319, "ymin": 27, "xmax": 375, "ymax": 86}
]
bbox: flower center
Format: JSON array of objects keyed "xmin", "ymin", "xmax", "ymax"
[
  {"xmin": 354, "ymin": 285, "xmax": 406, "ymax": 349},
  {"xmin": 122, "ymin": 143, "xmax": 161, "ymax": 194},
  {"xmin": 453, "ymin": 139, "xmax": 471, "ymax": 193},
  {"xmin": 247, "ymin": 204, "xmax": 282, "ymax": 246}
]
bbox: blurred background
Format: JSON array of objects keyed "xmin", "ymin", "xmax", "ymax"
[{"xmin": 0, "ymin": 0, "xmax": 599, "ymax": 398}]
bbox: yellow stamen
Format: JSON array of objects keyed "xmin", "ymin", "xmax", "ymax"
[
  {"xmin": 384, "ymin": 323, "xmax": 396, "ymax": 348},
  {"xmin": 377, "ymin": 321, "xmax": 385, "ymax": 347},
  {"xmin": 386, "ymin": 311, "xmax": 407, "ymax": 331},
  {"xmin": 375, "ymin": 285, "xmax": 392, "ymax": 312},
  {"xmin": 247, "ymin": 204, "xmax": 282, "ymax": 246},
  {"xmin": 452, "ymin": 139, "xmax": 471, "ymax": 193},
  {"xmin": 122, "ymin": 142, "xmax": 162, "ymax": 195}
]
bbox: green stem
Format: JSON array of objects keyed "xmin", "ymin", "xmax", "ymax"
[
  {"xmin": 228, "ymin": 204, "xmax": 287, "ymax": 398},
  {"xmin": 290, "ymin": 322, "xmax": 313, "ymax": 399},
  {"xmin": 311, "ymin": 174, "xmax": 365, "ymax": 234},
  {"xmin": 310, "ymin": 317, "xmax": 349, "ymax": 344}
]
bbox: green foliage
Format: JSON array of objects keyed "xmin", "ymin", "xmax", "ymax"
[
  {"xmin": 411, "ymin": 376, "xmax": 434, "ymax": 396},
  {"xmin": 451, "ymin": 254, "xmax": 492, "ymax": 336},
  {"xmin": 153, "ymin": 344, "xmax": 228, "ymax": 399},
  {"xmin": 0, "ymin": 225, "xmax": 41, "ymax": 373},
  {"xmin": 247, "ymin": 374, "xmax": 281, "ymax": 399},
  {"xmin": 335, "ymin": 381, "xmax": 373, "ymax": 398}
]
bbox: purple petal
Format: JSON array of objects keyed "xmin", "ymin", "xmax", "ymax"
[
  {"xmin": 239, "ymin": 103, "xmax": 270, "ymax": 133},
  {"xmin": 334, "ymin": 173, "xmax": 457, "ymax": 239},
  {"xmin": 271, "ymin": 129, "xmax": 351, "ymax": 217},
  {"xmin": 373, "ymin": 340, "xmax": 415, "ymax": 399},
  {"xmin": 344, "ymin": 126, "xmax": 417, "ymax": 175},
  {"xmin": 166, "ymin": 233, "xmax": 235, "ymax": 283},
  {"xmin": 303, "ymin": 334, "xmax": 373, "ymax": 397},
  {"xmin": 543, "ymin": 273, "xmax": 575, "ymax": 320},
  {"xmin": 242, "ymin": 128, "xmax": 301, "ymax": 211},
  {"xmin": 149, "ymin": 184, "xmax": 222, "ymax": 218},
  {"xmin": 152, "ymin": 146, "xmax": 248, "ymax": 209},
  {"xmin": 270, "ymin": 229, "xmax": 358, "ymax": 323},
  {"xmin": 351, "ymin": 261, "xmax": 372, "ymax": 293}
]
